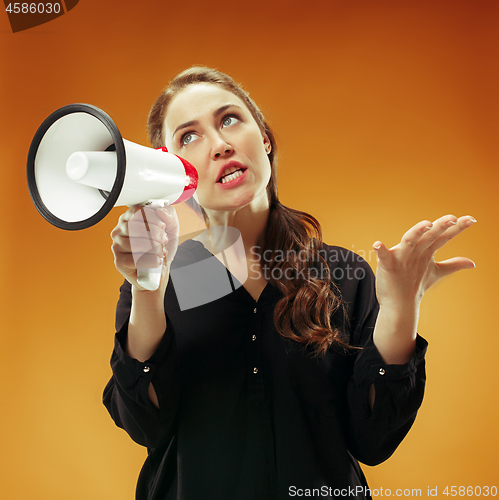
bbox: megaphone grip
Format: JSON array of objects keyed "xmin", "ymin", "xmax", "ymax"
[
  {"xmin": 134, "ymin": 202, "xmax": 168, "ymax": 291},
  {"xmin": 137, "ymin": 267, "xmax": 163, "ymax": 291}
]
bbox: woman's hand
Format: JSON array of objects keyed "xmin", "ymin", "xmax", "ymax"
[
  {"xmin": 373, "ymin": 214, "xmax": 476, "ymax": 310},
  {"xmin": 371, "ymin": 214, "xmax": 476, "ymax": 365},
  {"xmin": 111, "ymin": 205, "xmax": 180, "ymax": 291}
]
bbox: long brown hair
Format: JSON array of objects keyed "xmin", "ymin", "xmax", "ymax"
[{"xmin": 147, "ymin": 66, "xmax": 347, "ymax": 355}]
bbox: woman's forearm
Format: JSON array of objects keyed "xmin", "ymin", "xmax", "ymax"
[
  {"xmin": 126, "ymin": 282, "xmax": 169, "ymax": 409},
  {"xmin": 372, "ymin": 300, "xmax": 419, "ymax": 365},
  {"xmin": 126, "ymin": 282, "xmax": 168, "ymax": 363}
]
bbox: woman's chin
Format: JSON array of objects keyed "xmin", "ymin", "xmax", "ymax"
[{"xmin": 202, "ymin": 185, "xmax": 268, "ymax": 214}]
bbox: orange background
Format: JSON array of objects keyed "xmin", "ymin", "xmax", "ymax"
[{"xmin": 1, "ymin": 0, "xmax": 498, "ymax": 498}]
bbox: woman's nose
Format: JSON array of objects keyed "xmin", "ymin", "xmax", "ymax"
[{"xmin": 212, "ymin": 135, "xmax": 233, "ymax": 159}]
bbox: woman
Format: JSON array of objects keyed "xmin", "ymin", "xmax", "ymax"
[{"xmin": 103, "ymin": 67, "xmax": 476, "ymax": 500}]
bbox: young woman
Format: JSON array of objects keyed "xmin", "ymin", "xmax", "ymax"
[{"xmin": 103, "ymin": 67, "xmax": 476, "ymax": 500}]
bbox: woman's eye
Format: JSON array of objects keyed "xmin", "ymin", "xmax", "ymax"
[
  {"xmin": 222, "ymin": 116, "xmax": 239, "ymax": 127},
  {"xmin": 181, "ymin": 133, "xmax": 198, "ymax": 146}
]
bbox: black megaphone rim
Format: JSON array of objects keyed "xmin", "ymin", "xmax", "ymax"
[{"xmin": 26, "ymin": 103, "xmax": 126, "ymax": 230}]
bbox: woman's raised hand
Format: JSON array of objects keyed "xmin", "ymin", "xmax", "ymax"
[
  {"xmin": 373, "ymin": 214, "xmax": 476, "ymax": 310},
  {"xmin": 111, "ymin": 205, "xmax": 180, "ymax": 291}
]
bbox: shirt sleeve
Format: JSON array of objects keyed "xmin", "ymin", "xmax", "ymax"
[
  {"xmin": 341, "ymin": 254, "xmax": 428, "ymax": 466},
  {"xmin": 102, "ymin": 280, "xmax": 180, "ymax": 449}
]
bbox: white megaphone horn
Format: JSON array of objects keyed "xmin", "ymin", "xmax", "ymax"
[{"xmin": 27, "ymin": 103, "xmax": 198, "ymax": 291}]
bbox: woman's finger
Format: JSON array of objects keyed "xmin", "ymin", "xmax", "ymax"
[
  {"xmin": 434, "ymin": 256, "xmax": 476, "ymax": 280},
  {"xmin": 373, "ymin": 221, "xmax": 431, "ymax": 267},
  {"xmin": 397, "ymin": 220, "xmax": 434, "ymax": 259},
  {"xmin": 134, "ymin": 252, "xmax": 165, "ymax": 270},
  {"xmin": 164, "ymin": 237, "xmax": 179, "ymax": 264},
  {"xmin": 156, "ymin": 206, "xmax": 180, "ymax": 238},
  {"xmin": 113, "ymin": 235, "xmax": 165, "ymax": 261},
  {"xmin": 116, "ymin": 251, "xmax": 139, "ymax": 271},
  {"xmin": 130, "ymin": 237, "xmax": 165, "ymax": 257},
  {"xmin": 130, "ymin": 207, "xmax": 167, "ymax": 231},
  {"xmin": 373, "ymin": 241, "xmax": 394, "ymax": 268},
  {"xmin": 111, "ymin": 233, "xmax": 131, "ymax": 254},
  {"xmin": 128, "ymin": 220, "xmax": 167, "ymax": 244},
  {"xmin": 410, "ymin": 214, "xmax": 458, "ymax": 255},
  {"xmin": 118, "ymin": 249, "xmax": 164, "ymax": 271},
  {"xmin": 423, "ymin": 215, "xmax": 477, "ymax": 257}
]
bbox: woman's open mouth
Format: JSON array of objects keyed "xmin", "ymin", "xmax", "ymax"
[
  {"xmin": 216, "ymin": 162, "xmax": 248, "ymax": 188},
  {"xmin": 218, "ymin": 168, "xmax": 246, "ymax": 184}
]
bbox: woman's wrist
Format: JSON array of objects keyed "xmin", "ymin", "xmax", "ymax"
[
  {"xmin": 373, "ymin": 301, "xmax": 420, "ymax": 365},
  {"xmin": 377, "ymin": 289, "xmax": 422, "ymax": 312},
  {"xmin": 131, "ymin": 284, "xmax": 167, "ymax": 309},
  {"xmin": 131, "ymin": 268, "xmax": 169, "ymax": 307}
]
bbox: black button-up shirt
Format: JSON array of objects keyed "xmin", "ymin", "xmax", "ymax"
[{"xmin": 103, "ymin": 241, "xmax": 427, "ymax": 500}]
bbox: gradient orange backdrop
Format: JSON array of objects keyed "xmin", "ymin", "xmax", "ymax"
[{"xmin": 1, "ymin": 1, "xmax": 498, "ymax": 499}]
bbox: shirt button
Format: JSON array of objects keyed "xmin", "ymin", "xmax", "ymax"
[
  {"xmin": 379, "ymin": 368, "xmax": 385, "ymax": 376},
  {"xmin": 143, "ymin": 366, "xmax": 151, "ymax": 373},
  {"xmin": 252, "ymin": 335, "xmax": 257, "ymax": 341},
  {"xmin": 253, "ymin": 367, "xmax": 259, "ymax": 374},
  {"xmin": 254, "ymin": 307, "xmax": 257, "ymax": 313}
]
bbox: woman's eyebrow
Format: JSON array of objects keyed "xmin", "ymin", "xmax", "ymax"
[
  {"xmin": 172, "ymin": 120, "xmax": 198, "ymax": 138},
  {"xmin": 172, "ymin": 104, "xmax": 243, "ymax": 138},
  {"xmin": 213, "ymin": 103, "xmax": 242, "ymax": 117}
]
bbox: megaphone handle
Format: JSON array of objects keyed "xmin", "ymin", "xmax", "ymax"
[
  {"xmin": 137, "ymin": 267, "xmax": 163, "ymax": 291},
  {"xmin": 135, "ymin": 200, "xmax": 168, "ymax": 291}
]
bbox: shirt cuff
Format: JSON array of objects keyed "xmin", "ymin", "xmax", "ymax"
[
  {"xmin": 110, "ymin": 316, "xmax": 174, "ymax": 410},
  {"xmin": 352, "ymin": 333, "xmax": 428, "ymax": 386}
]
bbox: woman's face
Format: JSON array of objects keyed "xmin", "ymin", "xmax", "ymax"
[{"xmin": 163, "ymin": 83, "xmax": 272, "ymax": 214}]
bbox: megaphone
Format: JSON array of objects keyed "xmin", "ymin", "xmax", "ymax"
[{"xmin": 27, "ymin": 103, "xmax": 198, "ymax": 290}]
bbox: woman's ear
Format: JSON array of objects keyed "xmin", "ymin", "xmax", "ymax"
[{"xmin": 263, "ymin": 135, "xmax": 272, "ymax": 154}]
